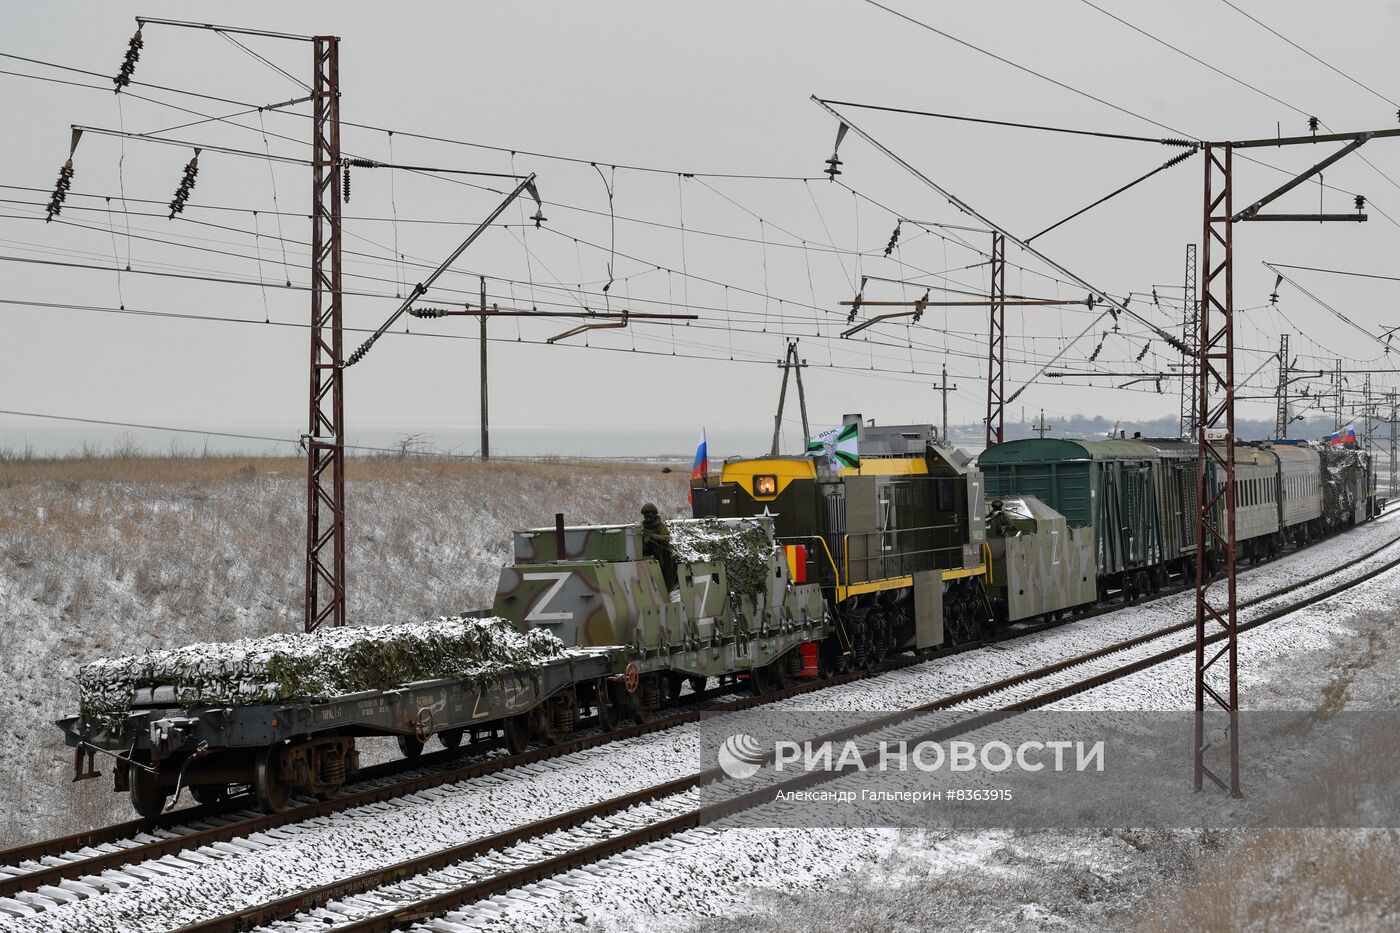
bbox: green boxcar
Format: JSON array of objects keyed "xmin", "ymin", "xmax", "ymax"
[{"xmin": 978, "ymin": 438, "xmax": 1166, "ymax": 587}]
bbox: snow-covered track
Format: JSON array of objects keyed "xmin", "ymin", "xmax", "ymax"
[
  {"xmin": 169, "ymin": 534, "xmax": 1400, "ymax": 933},
  {"xmin": 7, "ymin": 523, "xmax": 1394, "ymax": 917}
]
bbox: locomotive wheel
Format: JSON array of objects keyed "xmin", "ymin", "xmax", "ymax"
[
  {"xmin": 688, "ymin": 675, "xmax": 708, "ymax": 696},
  {"xmin": 438, "ymin": 728, "xmax": 465, "ymax": 751},
  {"xmin": 253, "ymin": 745, "xmax": 290, "ymax": 814},
  {"xmin": 190, "ymin": 784, "xmax": 228, "ymax": 806},
  {"xmin": 396, "ymin": 735, "xmax": 425, "ymax": 760},
  {"xmin": 503, "ymin": 715, "xmax": 531, "ymax": 755},
  {"xmin": 128, "ymin": 763, "xmax": 168, "ymax": 819}
]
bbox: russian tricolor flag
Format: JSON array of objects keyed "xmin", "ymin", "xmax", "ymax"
[
  {"xmin": 688, "ymin": 429, "xmax": 708, "ymax": 504},
  {"xmin": 1329, "ymin": 426, "xmax": 1357, "ymax": 446}
]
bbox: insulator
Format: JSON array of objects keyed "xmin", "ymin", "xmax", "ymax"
[
  {"xmin": 1088, "ymin": 335, "xmax": 1105, "ymax": 362},
  {"xmin": 848, "ymin": 292, "xmax": 862, "ymax": 325},
  {"xmin": 408, "ymin": 307, "xmax": 448, "ymax": 319},
  {"xmin": 1356, "ymin": 194, "xmax": 1366, "ymax": 212},
  {"xmin": 1161, "ymin": 137, "xmax": 1193, "ymax": 147},
  {"xmin": 824, "ymin": 155, "xmax": 842, "ymax": 179},
  {"xmin": 113, "ymin": 29, "xmax": 143, "ymax": 92},
  {"xmin": 345, "ymin": 157, "xmax": 378, "ymax": 168},
  {"xmin": 45, "ymin": 160, "xmax": 74, "ymax": 221},
  {"xmin": 167, "ymin": 153, "xmax": 200, "ymax": 219},
  {"xmin": 1308, "ymin": 116, "xmax": 1319, "ymax": 133},
  {"xmin": 343, "ymin": 164, "xmax": 351, "ymax": 203},
  {"xmin": 912, "ymin": 289, "xmax": 930, "ymax": 325},
  {"xmin": 883, "ymin": 222, "xmax": 901, "ymax": 257},
  {"xmin": 531, "ymin": 208, "xmax": 547, "ymax": 228},
  {"xmin": 1137, "ymin": 342, "xmax": 1150, "ymax": 362}
]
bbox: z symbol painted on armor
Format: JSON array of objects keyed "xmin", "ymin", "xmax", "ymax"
[{"xmin": 523, "ymin": 571, "xmax": 574, "ymax": 622}]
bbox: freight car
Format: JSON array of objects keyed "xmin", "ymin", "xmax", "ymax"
[{"xmin": 979, "ymin": 436, "xmax": 1377, "ymax": 618}]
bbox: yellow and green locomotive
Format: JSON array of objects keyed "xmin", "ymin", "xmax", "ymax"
[{"xmin": 691, "ymin": 416, "xmax": 990, "ymax": 666}]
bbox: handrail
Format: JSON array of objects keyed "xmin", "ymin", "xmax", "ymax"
[{"xmin": 777, "ymin": 534, "xmax": 842, "ymax": 587}]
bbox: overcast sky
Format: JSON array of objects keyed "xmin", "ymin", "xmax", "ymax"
[{"xmin": 4, "ymin": 1, "xmax": 1400, "ymax": 457}]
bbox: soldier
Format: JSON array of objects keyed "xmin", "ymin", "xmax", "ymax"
[
  {"xmin": 988, "ymin": 499, "xmax": 1019, "ymax": 538},
  {"xmin": 639, "ymin": 502, "xmax": 679, "ymax": 591}
]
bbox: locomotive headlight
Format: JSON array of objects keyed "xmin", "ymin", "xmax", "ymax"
[{"xmin": 753, "ymin": 474, "xmax": 778, "ymax": 497}]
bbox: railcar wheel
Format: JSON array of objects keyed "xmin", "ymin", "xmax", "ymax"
[
  {"xmin": 128, "ymin": 763, "xmax": 168, "ymax": 819},
  {"xmin": 688, "ymin": 675, "xmax": 708, "ymax": 696},
  {"xmin": 190, "ymin": 784, "xmax": 227, "ymax": 807},
  {"xmin": 253, "ymin": 746, "xmax": 290, "ymax": 814},
  {"xmin": 438, "ymin": 728, "xmax": 465, "ymax": 751},
  {"xmin": 396, "ymin": 735, "xmax": 425, "ymax": 760},
  {"xmin": 503, "ymin": 715, "xmax": 531, "ymax": 755}
]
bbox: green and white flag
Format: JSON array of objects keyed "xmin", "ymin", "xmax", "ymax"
[{"xmin": 807, "ymin": 422, "xmax": 860, "ymax": 469}]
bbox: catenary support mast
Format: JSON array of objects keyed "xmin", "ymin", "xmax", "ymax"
[{"xmin": 305, "ymin": 35, "xmax": 346, "ymax": 632}]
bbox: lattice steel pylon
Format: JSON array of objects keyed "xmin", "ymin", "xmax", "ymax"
[
  {"xmin": 985, "ymin": 232, "xmax": 1006, "ymax": 448},
  {"xmin": 1274, "ymin": 333, "xmax": 1290, "ymax": 439},
  {"xmin": 305, "ymin": 35, "xmax": 346, "ymax": 632},
  {"xmin": 1389, "ymin": 391, "xmax": 1397, "ymax": 499},
  {"xmin": 1179, "ymin": 244, "xmax": 1198, "ymax": 438},
  {"xmin": 1194, "ymin": 142, "xmax": 1240, "ymax": 797}
]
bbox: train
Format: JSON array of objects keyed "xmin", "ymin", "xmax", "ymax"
[{"xmin": 59, "ymin": 416, "xmax": 1379, "ymax": 816}]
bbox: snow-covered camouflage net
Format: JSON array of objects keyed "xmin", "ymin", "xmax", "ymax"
[
  {"xmin": 78, "ymin": 616, "xmax": 565, "ymax": 724},
  {"xmin": 667, "ymin": 517, "xmax": 777, "ymax": 597}
]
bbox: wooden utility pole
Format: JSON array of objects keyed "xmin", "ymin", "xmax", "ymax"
[
  {"xmin": 771, "ymin": 339, "xmax": 810, "ymax": 455},
  {"xmin": 930, "ymin": 362, "xmax": 957, "ymax": 444},
  {"xmin": 1032, "ymin": 408, "xmax": 1052, "ymax": 439}
]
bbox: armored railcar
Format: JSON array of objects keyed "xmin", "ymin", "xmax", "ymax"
[
  {"xmin": 984, "ymin": 495, "xmax": 1096, "ymax": 623},
  {"xmin": 491, "ymin": 515, "xmax": 832, "ymax": 711}
]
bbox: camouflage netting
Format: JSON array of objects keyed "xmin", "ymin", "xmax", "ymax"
[
  {"xmin": 667, "ymin": 517, "xmax": 777, "ymax": 597},
  {"xmin": 1319, "ymin": 444, "xmax": 1368, "ymax": 517},
  {"xmin": 78, "ymin": 616, "xmax": 565, "ymax": 725}
]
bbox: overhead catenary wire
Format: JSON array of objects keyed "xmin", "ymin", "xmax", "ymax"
[{"xmin": 9, "ymin": 28, "xmax": 1390, "ymax": 428}]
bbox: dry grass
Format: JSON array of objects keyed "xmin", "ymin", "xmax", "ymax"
[
  {"xmin": 1137, "ymin": 829, "xmax": 1400, "ymax": 932},
  {"xmin": 0, "ymin": 454, "xmax": 677, "ymax": 487}
]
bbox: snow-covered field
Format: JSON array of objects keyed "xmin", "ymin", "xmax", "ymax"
[{"xmin": 0, "ymin": 456, "xmax": 686, "ymax": 846}]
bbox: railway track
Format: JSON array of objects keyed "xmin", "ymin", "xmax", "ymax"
[
  {"xmin": 9, "ymin": 526, "xmax": 1393, "ymax": 932},
  {"xmin": 2, "ymin": 520, "xmax": 1393, "ymax": 923},
  {"xmin": 170, "ymin": 526, "xmax": 1400, "ymax": 933}
]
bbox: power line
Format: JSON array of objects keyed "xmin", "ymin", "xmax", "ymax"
[
  {"xmin": 0, "ymin": 51, "xmax": 819, "ymax": 182},
  {"xmin": 817, "ymin": 98, "xmax": 1187, "ymax": 145},
  {"xmin": 1076, "ymin": 0, "xmax": 1309, "ymax": 118},
  {"xmin": 1217, "ymin": 0, "xmax": 1400, "ymax": 110}
]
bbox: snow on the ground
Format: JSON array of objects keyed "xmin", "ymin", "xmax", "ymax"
[{"xmin": 401, "ymin": 514, "xmax": 1400, "ymax": 933}]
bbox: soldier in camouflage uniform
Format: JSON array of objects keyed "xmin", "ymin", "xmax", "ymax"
[{"xmin": 639, "ymin": 503, "xmax": 679, "ymax": 591}]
